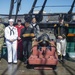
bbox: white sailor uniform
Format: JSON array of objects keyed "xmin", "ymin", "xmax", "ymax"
[{"xmin": 5, "ymin": 26, "xmax": 18, "ymax": 63}]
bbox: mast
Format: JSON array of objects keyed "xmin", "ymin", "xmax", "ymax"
[
  {"xmin": 35, "ymin": 0, "xmax": 47, "ymax": 22},
  {"xmin": 24, "ymin": 0, "xmax": 38, "ymax": 22},
  {"xmin": 14, "ymin": 0, "xmax": 22, "ymax": 23},
  {"xmin": 9, "ymin": 0, "xmax": 14, "ymax": 19},
  {"xmin": 64, "ymin": 0, "xmax": 75, "ymax": 22},
  {"xmin": 29, "ymin": 0, "xmax": 37, "ymax": 14}
]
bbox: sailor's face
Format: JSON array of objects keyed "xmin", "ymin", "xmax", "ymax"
[
  {"xmin": 32, "ymin": 18, "xmax": 36, "ymax": 23},
  {"xmin": 25, "ymin": 22, "xmax": 29, "ymax": 27},
  {"xmin": 59, "ymin": 19, "xmax": 64, "ymax": 24},
  {"xmin": 9, "ymin": 21, "xmax": 14, "ymax": 26},
  {"xmin": 18, "ymin": 22, "xmax": 21, "ymax": 25}
]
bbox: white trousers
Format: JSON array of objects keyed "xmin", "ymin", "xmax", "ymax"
[
  {"xmin": 6, "ymin": 41, "xmax": 17, "ymax": 63},
  {"xmin": 56, "ymin": 39, "xmax": 67, "ymax": 56}
]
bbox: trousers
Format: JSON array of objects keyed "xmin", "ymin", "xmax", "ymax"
[
  {"xmin": 0, "ymin": 38, "xmax": 4, "ymax": 58},
  {"xmin": 56, "ymin": 38, "xmax": 67, "ymax": 56},
  {"xmin": 6, "ymin": 41, "xmax": 17, "ymax": 63},
  {"xmin": 17, "ymin": 40, "xmax": 23, "ymax": 59},
  {"xmin": 23, "ymin": 41, "xmax": 32, "ymax": 61}
]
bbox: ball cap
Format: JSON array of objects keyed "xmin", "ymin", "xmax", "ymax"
[
  {"xmin": 17, "ymin": 19, "xmax": 21, "ymax": 22},
  {"xmin": 9, "ymin": 19, "xmax": 14, "ymax": 22},
  {"xmin": 24, "ymin": 15, "xmax": 32, "ymax": 23}
]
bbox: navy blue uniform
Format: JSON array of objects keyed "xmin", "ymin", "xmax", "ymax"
[
  {"xmin": 20, "ymin": 27, "xmax": 34, "ymax": 62},
  {"xmin": 54, "ymin": 24, "xmax": 69, "ymax": 39}
]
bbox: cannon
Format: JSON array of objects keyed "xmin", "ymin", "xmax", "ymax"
[{"xmin": 28, "ymin": 33, "xmax": 58, "ymax": 70}]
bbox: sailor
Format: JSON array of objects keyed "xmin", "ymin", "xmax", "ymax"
[
  {"xmin": 30, "ymin": 17, "xmax": 40, "ymax": 39},
  {"xmin": 15, "ymin": 19, "xmax": 24, "ymax": 60},
  {"xmin": 0, "ymin": 18, "xmax": 5, "ymax": 60},
  {"xmin": 5, "ymin": 19, "xmax": 18, "ymax": 64},
  {"xmin": 54, "ymin": 17, "xmax": 69, "ymax": 62},
  {"xmin": 20, "ymin": 18, "xmax": 35, "ymax": 64}
]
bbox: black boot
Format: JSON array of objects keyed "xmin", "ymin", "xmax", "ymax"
[
  {"xmin": 62, "ymin": 56, "xmax": 65, "ymax": 59},
  {"xmin": 24, "ymin": 60, "xmax": 27, "ymax": 64},
  {"xmin": 61, "ymin": 56, "xmax": 65, "ymax": 63},
  {"xmin": 24, "ymin": 56, "xmax": 27, "ymax": 64},
  {"xmin": 58, "ymin": 55, "xmax": 61, "ymax": 61},
  {"xmin": 24, "ymin": 51, "xmax": 27, "ymax": 64}
]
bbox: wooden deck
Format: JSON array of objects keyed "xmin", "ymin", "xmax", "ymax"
[{"xmin": 0, "ymin": 58, "xmax": 75, "ymax": 75}]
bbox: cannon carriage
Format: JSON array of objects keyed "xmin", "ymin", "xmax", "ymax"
[{"xmin": 28, "ymin": 32, "xmax": 58, "ymax": 70}]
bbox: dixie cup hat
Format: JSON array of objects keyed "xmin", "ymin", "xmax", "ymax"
[{"xmin": 9, "ymin": 19, "xmax": 14, "ymax": 22}]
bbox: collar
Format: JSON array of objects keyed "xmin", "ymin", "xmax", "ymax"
[{"xmin": 8, "ymin": 26, "xmax": 14, "ymax": 29}]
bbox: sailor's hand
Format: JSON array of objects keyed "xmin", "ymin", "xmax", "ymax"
[
  {"xmin": 18, "ymin": 37, "xmax": 21, "ymax": 40},
  {"xmin": 9, "ymin": 39, "xmax": 14, "ymax": 42},
  {"xmin": 32, "ymin": 38, "xmax": 37, "ymax": 41},
  {"xmin": 65, "ymin": 24, "xmax": 69, "ymax": 27},
  {"xmin": 58, "ymin": 36, "xmax": 63, "ymax": 39}
]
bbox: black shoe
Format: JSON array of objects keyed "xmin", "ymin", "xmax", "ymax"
[
  {"xmin": 13, "ymin": 62, "xmax": 17, "ymax": 64},
  {"xmin": 58, "ymin": 55, "xmax": 61, "ymax": 60},
  {"xmin": 8, "ymin": 62, "xmax": 12, "ymax": 64},
  {"xmin": 62, "ymin": 56, "xmax": 66, "ymax": 63},
  {"xmin": 26, "ymin": 63, "xmax": 33, "ymax": 69},
  {"xmin": 62, "ymin": 56, "xmax": 65, "ymax": 59},
  {"xmin": 24, "ymin": 60, "xmax": 27, "ymax": 64}
]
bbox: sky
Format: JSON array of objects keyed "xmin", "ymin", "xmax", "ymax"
[{"xmin": 0, "ymin": 0, "xmax": 75, "ymax": 14}]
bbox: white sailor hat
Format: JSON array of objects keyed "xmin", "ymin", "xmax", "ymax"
[{"xmin": 9, "ymin": 19, "xmax": 14, "ymax": 22}]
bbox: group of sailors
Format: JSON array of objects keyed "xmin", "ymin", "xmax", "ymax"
[{"xmin": 0, "ymin": 16, "xmax": 69, "ymax": 64}]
